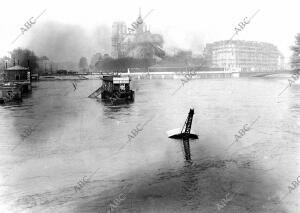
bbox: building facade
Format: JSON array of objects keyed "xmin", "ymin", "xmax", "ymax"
[
  {"xmin": 204, "ymin": 40, "xmax": 284, "ymax": 72},
  {"xmin": 3, "ymin": 65, "xmax": 30, "ymax": 82},
  {"xmin": 111, "ymin": 22, "xmax": 129, "ymax": 58}
]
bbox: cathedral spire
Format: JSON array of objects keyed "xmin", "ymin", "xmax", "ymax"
[{"xmin": 139, "ymin": 7, "xmax": 141, "ymax": 18}]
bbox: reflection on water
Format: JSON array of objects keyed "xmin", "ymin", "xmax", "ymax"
[{"xmin": 0, "ymin": 77, "xmax": 299, "ymax": 212}]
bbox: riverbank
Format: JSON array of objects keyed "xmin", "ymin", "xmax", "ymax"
[{"xmin": 38, "ymin": 70, "xmax": 294, "ymax": 81}]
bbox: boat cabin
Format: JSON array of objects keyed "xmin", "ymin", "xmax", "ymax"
[
  {"xmin": 100, "ymin": 75, "xmax": 134, "ymax": 103},
  {"xmin": 102, "ymin": 75, "xmax": 130, "ymax": 92}
]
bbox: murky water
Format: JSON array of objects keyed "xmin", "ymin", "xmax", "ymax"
[{"xmin": 0, "ymin": 77, "xmax": 299, "ymax": 213}]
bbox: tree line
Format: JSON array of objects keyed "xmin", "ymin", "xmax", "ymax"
[{"xmin": 0, "ymin": 48, "xmax": 48, "ymax": 74}]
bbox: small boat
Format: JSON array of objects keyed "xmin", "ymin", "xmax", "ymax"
[{"xmin": 39, "ymin": 76, "xmax": 57, "ymax": 81}]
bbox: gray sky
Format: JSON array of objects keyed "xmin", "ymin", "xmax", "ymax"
[{"xmin": 1, "ymin": 0, "xmax": 300, "ymax": 63}]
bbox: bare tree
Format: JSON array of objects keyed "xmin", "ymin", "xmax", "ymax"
[{"xmin": 291, "ymin": 33, "xmax": 300, "ymax": 71}]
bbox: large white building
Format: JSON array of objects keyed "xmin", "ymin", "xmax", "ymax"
[{"xmin": 204, "ymin": 40, "xmax": 285, "ymax": 72}]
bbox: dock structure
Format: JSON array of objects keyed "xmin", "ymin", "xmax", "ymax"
[
  {"xmin": 2, "ymin": 65, "xmax": 32, "ymax": 92},
  {"xmin": 0, "ymin": 65, "xmax": 32, "ymax": 103}
]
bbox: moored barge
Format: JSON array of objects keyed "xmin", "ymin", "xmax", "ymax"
[
  {"xmin": 0, "ymin": 83, "xmax": 22, "ymax": 104},
  {"xmin": 0, "ymin": 65, "xmax": 31, "ymax": 104},
  {"xmin": 88, "ymin": 75, "xmax": 135, "ymax": 104},
  {"xmin": 101, "ymin": 75, "xmax": 135, "ymax": 104}
]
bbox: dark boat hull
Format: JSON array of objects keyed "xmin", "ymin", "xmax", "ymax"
[{"xmin": 101, "ymin": 90, "xmax": 135, "ymax": 104}]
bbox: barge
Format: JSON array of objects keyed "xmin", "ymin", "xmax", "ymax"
[
  {"xmin": 89, "ymin": 75, "xmax": 134, "ymax": 104},
  {"xmin": 0, "ymin": 65, "xmax": 31, "ymax": 104},
  {"xmin": 101, "ymin": 75, "xmax": 134, "ymax": 104},
  {"xmin": 0, "ymin": 83, "xmax": 22, "ymax": 104}
]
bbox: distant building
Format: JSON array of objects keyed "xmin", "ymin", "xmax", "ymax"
[
  {"xmin": 204, "ymin": 40, "xmax": 284, "ymax": 72},
  {"xmin": 111, "ymin": 9, "xmax": 164, "ymax": 60},
  {"xmin": 111, "ymin": 22, "xmax": 128, "ymax": 58}
]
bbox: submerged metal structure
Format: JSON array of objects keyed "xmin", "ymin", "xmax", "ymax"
[
  {"xmin": 168, "ymin": 109, "xmax": 198, "ymax": 161},
  {"xmin": 182, "ymin": 109, "xmax": 195, "ymax": 161}
]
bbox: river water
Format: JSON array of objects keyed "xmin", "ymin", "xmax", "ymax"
[{"xmin": 0, "ymin": 76, "xmax": 299, "ymax": 213}]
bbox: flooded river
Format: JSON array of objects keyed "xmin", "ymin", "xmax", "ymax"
[{"xmin": 0, "ymin": 77, "xmax": 299, "ymax": 213}]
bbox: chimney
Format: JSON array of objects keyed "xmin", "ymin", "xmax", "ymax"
[
  {"xmin": 17, "ymin": 59, "xmax": 19, "ymax": 65},
  {"xmin": 5, "ymin": 61, "xmax": 7, "ymax": 69},
  {"xmin": 13, "ymin": 58, "xmax": 15, "ymax": 66}
]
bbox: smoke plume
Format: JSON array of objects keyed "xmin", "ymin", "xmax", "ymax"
[{"xmin": 23, "ymin": 21, "xmax": 111, "ymax": 63}]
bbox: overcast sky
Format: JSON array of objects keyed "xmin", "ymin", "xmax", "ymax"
[{"xmin": 1, "ymin": 0, "xmax": 300, "ymax": 63}]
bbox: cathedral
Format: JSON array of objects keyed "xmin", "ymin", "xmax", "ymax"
[{"xmin": 111, "ymin": 9, "xmax": 165, "ymax": 60}]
